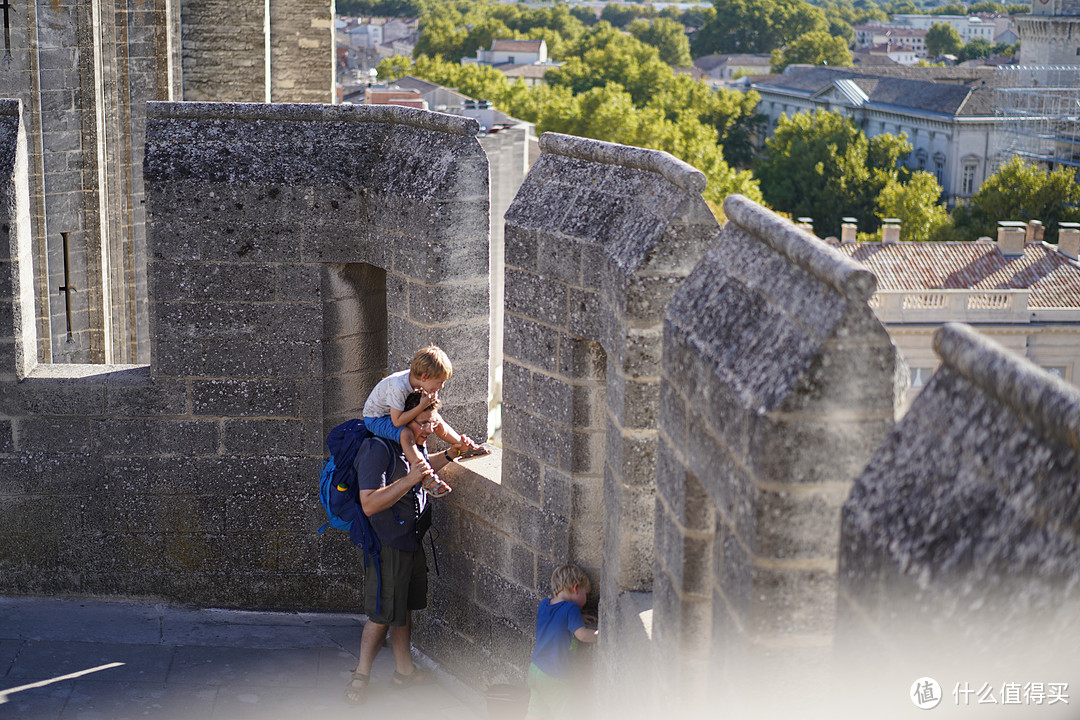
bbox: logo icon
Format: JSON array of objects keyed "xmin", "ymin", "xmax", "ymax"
[{"xmin": 912, "ymin": 677, "xmax": 942, "ymax": 710}]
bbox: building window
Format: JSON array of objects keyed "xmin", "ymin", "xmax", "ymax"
[
  {"xmin": 910, "ymin": 367, "xmax": 934, "ymax": 388},
  {"xmin": 1043, "ymin": 366, "xmax": 1067, "ymax": 379},
  {"xmin": 934, "ymin": 157, "xmax": 945, "ymax": 184},
  {"xmin": 962, "ymin": 164, "xmax": 976, "ymax": 195}
]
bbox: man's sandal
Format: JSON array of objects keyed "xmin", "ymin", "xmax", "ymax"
[
  {"xmin": 344, "ymin": 672, "xmax": 369, "ymax": 705},
  {"xmin": 393, "ymin": 666, "xmax": 436, "ymax": 688},
  {"xmin": 453, "ymin": 444, "xmax": 492, "ymax": 460},
  {"xmin": 421, "ymin": 473, "xmax": 452, "ymax": 498}
]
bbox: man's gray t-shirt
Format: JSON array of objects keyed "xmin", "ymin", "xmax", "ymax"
[{"xmin": 353, "ymin": 436, "xmax": 428, "ymax": 552}]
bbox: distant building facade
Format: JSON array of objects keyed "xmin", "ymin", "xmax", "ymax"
[
  {"xmin": 693, "ymin": 54, "xmax": 773, "ymax": 84},
  {"xmin": 835, "ymin": 223, "xmax": 1080, "ymax": 396},
  {"xmin": 752, "ymin": 66, "xmax": 1000, "ymax": 205},
  {"xmin": 1016, "ymin": 0, "xmax": 1080, "ymax": 64}
]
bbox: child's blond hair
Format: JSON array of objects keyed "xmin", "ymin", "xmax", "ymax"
[
  {"xmin": 411, "ymin": 346, "xmax": 452, "ymax": 380},
  {"xmin": 550, "ymin": 564, "xmax": 591, "ymax": 596}
]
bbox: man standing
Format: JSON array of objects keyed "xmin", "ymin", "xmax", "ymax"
[{"xmin": 344, "ymin": 391, "xmax": 456, "ymax": 704}]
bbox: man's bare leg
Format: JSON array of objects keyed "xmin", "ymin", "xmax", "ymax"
[{"xmin": 389, "ymin": 612, "xmax": 415, "ymax": 676}]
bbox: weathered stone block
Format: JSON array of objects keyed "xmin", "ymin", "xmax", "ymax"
[
  {"xmin": 16, "ymin": 417, "xmax": 92, "ymax": 453},
  {"xmin": 503, "ymin": 314, "xmax": 560, "ymax": 373},
  {"xmin": 222, "ymin": 418, "xmax": 303, "ymax": 455},
  {"xmin": 191, "ymin": 378, "xmax": 299, "ymax": 417}
]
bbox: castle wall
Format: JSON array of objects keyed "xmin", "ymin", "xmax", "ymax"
[
  {"xmin": 0, "ymin": 0, "xmax": 178, "ymax": 366},
  {"xmin": 0, "ymin": 101, "xmax": 489, "ymax": 608},
  {"xmin": 653, "ymin": 195, "xmax": 902, "ymax": 713},
  {"xmin": 490, "ymin": 132, "xmax": 719, "ymax": 685},
  {"xmin": 839, "ymin": 322, "xmax": 1080, "ymax": 681},
  {"xmin": 181, "ymin": 0, "xmax": 334, "ymax": 104}
]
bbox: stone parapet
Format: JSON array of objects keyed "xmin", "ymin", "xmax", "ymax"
[
  {"xmin": 655, "ymin": 194, "xmax": 901, "ymax": 713},
  {"xmin": 839, "ymin": 321, "xmax": 1080, "ymax": 698},
  {"xmin": 0, "ymin": 101, "xmax": 489, "ymax": 609},
  {"xmin": 499, "ymin": 131, "xmax": 719, "ymax": 699}
]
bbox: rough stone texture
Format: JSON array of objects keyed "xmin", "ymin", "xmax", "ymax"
[
  {"xmin": 839, "ymin": 322, "xmax": 1080, "ymax": 671},
  {"xmin": 653, "ymin": 194, "xmax": 901, "ymax": 711},
  {"xmin": 0, "ymin": 0, "xmax": 179, "ymax": 365},
  {"xmin": 0, "ymin": 102, "xmax": 489, "ymax": 610},
  {"xmin": 500, "ymin": 132, "xmax": 719, "ymax": 695},
  {"xmin": 182, "ymin": 0, "xmax": 333, "ymax": 104}
]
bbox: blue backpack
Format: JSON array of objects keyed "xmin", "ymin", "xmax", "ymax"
[{"xmin": 317, "ymin": 418, "xmax": 396, "ymax": 613}]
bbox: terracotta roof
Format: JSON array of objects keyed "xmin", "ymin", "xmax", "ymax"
[
  {"xmin": 491, "ymin": 39, "xmax": 543, "ymax": 52},
  {"xmin": 836, "ymin": 242, "xmax": 1080, "ymax": 308}
]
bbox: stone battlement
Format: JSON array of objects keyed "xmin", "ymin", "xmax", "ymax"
[{"xmin": 2, "ymin": 102, "xmax": 1079, "ymax": 716}]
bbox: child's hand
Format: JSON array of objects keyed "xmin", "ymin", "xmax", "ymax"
[{"xmin": 581, "ymin": 611, "xmax": 598, "ymax": 628}]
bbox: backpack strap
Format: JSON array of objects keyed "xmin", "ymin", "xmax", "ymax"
[{"xmin": 364, "ymin": 436, "xmax": 398, "ymax": 617}]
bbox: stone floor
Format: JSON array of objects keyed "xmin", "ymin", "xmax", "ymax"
[{"xmin": 0, "ymin": 596, "xmax": 495, "ymax": 720}]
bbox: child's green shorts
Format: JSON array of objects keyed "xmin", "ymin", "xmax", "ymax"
[{"xmin": 527, "ymin": 662, "xmax": 573, "ymax": 720}]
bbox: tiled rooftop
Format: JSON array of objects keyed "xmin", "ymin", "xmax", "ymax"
[{"xmin": 836, "ymin": 241, "xmax": 1080, "ymax": 308}]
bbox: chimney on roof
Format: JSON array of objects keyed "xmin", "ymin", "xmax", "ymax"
[
  {"xmin": 841, "ymin": 217, "xmax": 857, "ymax": 244},
  {"xmin": 1025, "ymin": 219, "xmax": 1045, "ymax": 244},
  {"xmin": 1058, "ymin": 222, "xmax": 1080, "ymax": 261},
  {"xmin": 882, "ymin": 218, "xmax": 900, "ymax": 243},
  {"xmin": 997, "ymin": 221, "xmax": 1026, "ymax": 256},
  {"xmin": 797, "ymin": 217, "xmax": 814, "ymax": 235}
]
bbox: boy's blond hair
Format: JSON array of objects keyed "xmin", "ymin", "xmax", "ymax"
[
  {"xmin": 550, "ymin": 564, "xmax": 591, "ymax": 595},
  {"xmin": 411, "ymin": 346, "xmax": 452, "ymax": 380}
]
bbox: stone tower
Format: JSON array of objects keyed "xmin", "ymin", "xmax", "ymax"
[
  {"xmin": 0, "ymin": 0, "xmax": 332, "ymax": 366},
  {"xmin": 1017, "ymin": 0, "xmax": 1080, "ymax": 64}
]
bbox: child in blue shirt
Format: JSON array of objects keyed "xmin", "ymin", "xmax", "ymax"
[{"xmin": 526, "ymin": 564, "xmax": 599, "ymax": 720}]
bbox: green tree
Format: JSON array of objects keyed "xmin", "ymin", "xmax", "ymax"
[
  {"xmin": 968, "ymin": 1, "xmax": 1005, "ymax": 12},
  {"xmin": 925, "ymin": 22, "xmax": 964, "ymax": 56},
  {"xmin": 628, "ymin": 17, "xmax": 693, "ymax": 67},
  {"xmin": 755, "ymin": 109, "xmax": 911, "ymax": 236},
  {"xmin": 957, "ymin": 36, "xmax": 993, "ymax": 61},
  {"xmin": 770, "ymin": 29, "xmax": 853, "ymax": 71},
  {"xmin": 876, "ymin": 171, "xmax": 950, "ymax": 242},
  {"xmin": 950, "ymin": 157, "xmax": 1080, "ymax": 242},
  {"xmin": 692, "ymin": 0, "xmax": 827, "ymax": 55},
  {"xmin": 376, "ymin": 54, "xmax": 414, "ymax": 82},
  {"xmin": 930, "ymin": 2, "xmax": 968, "ymax": 13},
  {"xmin": 337, "ymin": 0, "xmax": 425, "ymax": 17},
  {"xmin": 1005, "ymin": 3, "xmax": 1031, "ymax": 13},
  {"xmin": 546, "ymin": 24, "xmax": 673, "ymax": 105},
  {"xmin": 599, "ymin": 3, "xmax": 643, "ymax": 28}
]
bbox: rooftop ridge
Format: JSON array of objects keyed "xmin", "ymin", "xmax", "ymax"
[
  {"xmin": 723, "ymin": 193, "xmax": 877, "ymax": 302},
  {"xmin": 538, "ymin": 131, "xmax": 707, "ymax": 194},
  {"xmin": 146, "ymin": 101, "xmax": 480, "ymax": 137},
  {"xmin": 934, "ymin": 322, "xmax": 1080, "ymax": 452}
]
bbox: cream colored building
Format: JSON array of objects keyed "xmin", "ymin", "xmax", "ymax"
[{"xmin": 835, "ymin": 223, "xmax": 1080, "ymax": 399}]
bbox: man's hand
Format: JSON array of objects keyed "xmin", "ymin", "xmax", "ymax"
[{"xmin": 405, "ymin": 458, "xmax": 433, "ymax": 488}]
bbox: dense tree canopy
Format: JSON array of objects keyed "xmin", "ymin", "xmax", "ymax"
[
  {"xmin": 692, "ymin": 0, "xmax": 828, "ymax": 56},
  {"xmin": 947, "ymin": 157, "xmax": 1080, "ymax": 243},
  {"xmin": 337, "ymin": 0, "xmax": 424, "ymax": 17},
  {"xmin": 380, "ymin": 51, "xmax": 763, "ymax": 205},
  {"xmin": 770, "ymin": 29, "xmax": 853, "ymax": 71},
  {"xmin": 755, "ymin": 109, "xmax": 910, "ymax": 236},
  {"xmin": 628, "ymin": 17, "xmax": 693, "ymax": 67},
  {"xmin": 877, "ymin": 171, "xmax": 950, "ymax": 242},
  {"xmin": 925, "ymin": 22, "xmax": 963, "ymax": 57}
]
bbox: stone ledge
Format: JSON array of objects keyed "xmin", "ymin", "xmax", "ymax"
[
  {"xmin": 146, "ymin": 101, "xmax": 480, "ymax": 137},
  {"xmin": 439, "ymin": 445, "xmax": 503, "ymax": 486},
  {"xmin": 538, "ymin": 132, "xmax": 706, "ymax": 194},
  {"xmin": 934, "ymin": 321, "xmax": 1080, "ymax": 451},
  {"xmin": 723, "ymin": 193, "xmax": 876, "ymax": 303},
  {"xmin": 25, "ymin": 364, "xmax": 150, "ymax": 383}
]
